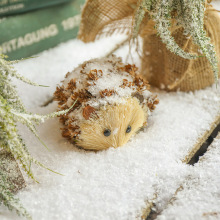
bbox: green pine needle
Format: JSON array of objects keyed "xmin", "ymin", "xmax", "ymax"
[
  {"xmin": 0, "ymin": 54, "xmax": 75, "ymax": 219},
  {"xmin": 0, "ymin": 163, "xmax": 32, "ymax": 220}
]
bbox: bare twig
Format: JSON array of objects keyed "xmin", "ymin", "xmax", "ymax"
[{"xmin": 105, "ymin": 37, "xmax": 130, "ymax": 57}]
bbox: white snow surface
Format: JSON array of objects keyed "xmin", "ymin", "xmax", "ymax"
[
  {"xmin": 158, "ymin": 133, "xmax": 220, "ymax": 220},
  {"xmin": 1, "ymin": 7, "xmax": 220, "ymax": 218}
]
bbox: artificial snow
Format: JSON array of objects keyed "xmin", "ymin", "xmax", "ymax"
[
  {"xmin": 1, "ymin": 4, "xmax": 220, "ymax": 218},
  {"xmin": 157, "ymin": 133, "xmax": 220, "ymax": 220},
  {"xmin": 62, "ymin": 55, "xmax": 152, "ymax": 109}
]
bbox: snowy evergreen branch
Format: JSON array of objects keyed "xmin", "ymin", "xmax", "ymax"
[
  {"xmin": 0, "ymin": 54, "xmax": 75, "ymax": 219},
  {"xmin": 133, "ymin": 0, "xmax": 219, "ymax": 81},
  {"xmin": 0, "ymin": 168, "xmax": 32, "ymax": 220},
  {"xmin": 0, "ymin": 55, "xmax": 47, "ymax": 87}
]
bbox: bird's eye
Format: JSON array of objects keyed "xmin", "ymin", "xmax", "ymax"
[
  {"xmin": 104, "ymin": 129, "xmax": 111, "ymax": 137},
  {"xmin": 126, "ymin": 125, "xmax": 131, "ymax": 133}
]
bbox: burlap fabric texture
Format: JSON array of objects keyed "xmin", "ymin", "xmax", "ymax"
[
  {"xmin": 78, "ymin": 1, "xmax": 220, "ymax": 91},
  {"xmin": 142, "ymin": 7, "xmax": 220, "ymax": 91}
]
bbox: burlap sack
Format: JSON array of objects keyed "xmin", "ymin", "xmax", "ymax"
[
  {"xmin": 78, "ymin": 1, "xmax": 220, "ymax": 91},
  {"xmin": 78, "ymin": 0, "xmax": 136, "ymax": 42},
  {"xmin": 142, "ymin": 7, "xmax": 220, "ymax": 91}
]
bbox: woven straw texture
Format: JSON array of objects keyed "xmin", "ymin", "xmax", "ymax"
[{"xmin": 78, "ymin": 1, "xmax": 220, "ymax": 91}]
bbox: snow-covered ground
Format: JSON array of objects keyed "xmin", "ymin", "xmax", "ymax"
[
  {"xmin": 0, "ymin": 36, "xmax": 218, "ymax": 220},
  {"xmin": 1, "ymin": 2, "xmax": 220, "ymax": 220},
  {"xmin": 158, "ymin": 133, "xmax": 220, "ymax": 220}
]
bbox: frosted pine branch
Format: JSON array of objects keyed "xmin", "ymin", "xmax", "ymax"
[
  {"xmin": 0, "ymin": 54, "xmax": 74, "ymax": 218},
  {"xmin": 0, "ymin": 169, "xmax": 32, "ymax": 220}
]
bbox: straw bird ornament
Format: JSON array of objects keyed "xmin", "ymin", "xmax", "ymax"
[{"xmin": 54, "ymin": 55, "xmax": 158, "ymax": 150}]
